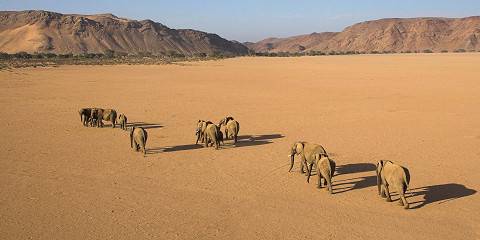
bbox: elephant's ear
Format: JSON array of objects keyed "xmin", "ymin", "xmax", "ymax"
[
  {"xmin": 376, "ymin": 161, "xmax": 383, "ymax": 174},
  {"xmin": 295, "ymin": 142, "xmax": 304, "ymax": 154}
]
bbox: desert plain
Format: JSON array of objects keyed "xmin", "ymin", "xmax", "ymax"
[{"xmin": 0, "ymin": 54, "xmax": 479, "ymax": 239}]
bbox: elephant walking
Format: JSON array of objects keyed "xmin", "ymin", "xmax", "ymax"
[
  {"xmin": 90, "ymin": 108, "xmax": 117, "ymax": 128},
  {"xmin": 218, "ymin": 116, "xmax": 240, "ymax": 144},
  {"xmin": 118, "ymin": 114, "xmax": 128, "ymax": 130},
  {"xmin": 78, "ymin": 108, "xmax": 92, "ymax": 126},
  {"xmin": 376, "ymin": 160, "xmax": 411, "ymax": 209},
  {"xmin": 196, "ymin": 120, "xmax": 223, "ymax": 149},
  {"xmin": 130, "ymin": 127, "xmax": 148, "ymax": 156},
  {"xmin": 307, "ymin": 154, "xmax": 336, "ymax": 194},
  {"xmin": 196, "ymin": 120, "xmax": 212, "ymax": 144},
  {"xmin": 288, "ymin": 141, "xmax": 328, "ymax": 175}
]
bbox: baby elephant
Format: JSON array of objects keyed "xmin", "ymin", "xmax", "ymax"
[
  {"xmin": 118, "ymin": 114, "xmax": 128, "ymax": 130},
  {"xmin": 307, "ymin": 154, "xmax": 336, "ymax": 194},
  {"xmin": 376, "ymin": 160, "xmax": 411, "ymax": 209},
  {"xmin": 130, "ymin": 127, "xmax": 148, "ymax": 156}
]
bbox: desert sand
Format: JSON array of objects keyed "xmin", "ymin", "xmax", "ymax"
[{"xmin": 0, "ymin": 54, "xmax": 479, "ymax": 239}]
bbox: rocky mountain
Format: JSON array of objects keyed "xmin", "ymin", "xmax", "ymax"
[
  {"xmin": 0, "ymin": 10, "xmax": 248, "ymax": 56},
  {"xmin": 248, "ymin": 17, "xmax": 480, "ymax": 53}
]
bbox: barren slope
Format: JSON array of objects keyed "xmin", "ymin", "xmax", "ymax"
[
  {"xmin": 249, "ymin": 17, "xmax": 480, "ymax": 53},
  {"xmin": 0, "ymin": 10, "xmax": 248, "ymax": 55},
  {"xmin": 0, "ymin": 55, "xmax": 479, "ymax": 239}
]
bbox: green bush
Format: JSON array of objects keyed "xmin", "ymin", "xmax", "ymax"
[{"xmin": 423, "ymin": 49, "xmax": 433, "ymax": 53}]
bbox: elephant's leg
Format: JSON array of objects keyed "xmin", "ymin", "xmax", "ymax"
[
  {"xmin": 204, "ymin": 135, "xmax": 208, "ymax": 148},
  {"xmin": 384, "ymin": 184, "xmax": 392, "ymax": 202},
  {"xmin": 307, "ymin": 163, "xmax": 314, "ymax": 183},
  {"xmin": 299, "ymin": 158, "xmax": 305, "ymax": 174},
  {"xmin": 325, "ymin": 175, "xmax": 333, "ymax": 194},
  {"xmin": 142, "ymin": 143, "xmax": 146, "ymax": 156},
  {"xmin": 397, "ymin": 186, "xmax": 409, "ymax": 209},
  {"xmin": 304, "ymin": 160, "xmax": 311, "ymax": 176},
  {"xmin": 317, "ymin": 171, "xmax": 322, "ymax": 188}
]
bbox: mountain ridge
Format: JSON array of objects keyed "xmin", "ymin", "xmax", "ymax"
[
  {"xmin": 248, "ymin": 16, "xmax": 480, "ymax": 53},
  {"xmin": 0, "ymin": 10, "xmax": 248, "ymax": 56}
]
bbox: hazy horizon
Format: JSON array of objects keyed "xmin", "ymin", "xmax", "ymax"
[{"xmin": 1, "ymin": 0, "xmax": 480, "ymax": 42}]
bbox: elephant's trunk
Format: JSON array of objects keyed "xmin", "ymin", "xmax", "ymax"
[{"xmin": 288, "ymin": 154, "xmax": 294, "ymax": 172}]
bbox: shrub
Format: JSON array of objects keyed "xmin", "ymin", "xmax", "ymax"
[
  {"xmin": 104, "ymin": 49, "xmax": 115, "ymax": 58},
  {"xmin": 0, "ymin": 52, "xmax": 11, "ymax": 60},
  {"xmin": 14, "ymin": 51, "xmax": 32, "ymax": 59},
  {"xmin": 454, "ymin": 49, "xmax": 466, "ymax": 53},
  {"xmin": 441, "ymin": 50, "xmax": 448, "ymax": 53},
  {"xmin": 423, "ymin": 49, "xmax": 433, "ymax": 53}
]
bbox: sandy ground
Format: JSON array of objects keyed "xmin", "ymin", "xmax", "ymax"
[{"xmin": 0, "ymin": 54, "xmax": 479, "ymax": 240}]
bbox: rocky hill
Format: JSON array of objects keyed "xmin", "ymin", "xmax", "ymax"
[
  {"xmin": 248, "ymin": 17, "xmax": 480, "ymax": 53},
  {"xmin": 0, "ymin": 10, "xmax": 248, "ymax": 56}
]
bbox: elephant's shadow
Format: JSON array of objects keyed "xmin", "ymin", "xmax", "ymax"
[
  {"xmin": 330, "ymin": 163, "xmax": 377, "ymax": 194},
  {"xmin": 147, "ymin": 133, "xmax": 284, "ymax": 154},
  {"xmin": 407, "ymin": 183, "xmax": 476, "ymax": 209},
  {"xmin": 126, "ymin": 122, "xmax": 163, "ymax": 130}
]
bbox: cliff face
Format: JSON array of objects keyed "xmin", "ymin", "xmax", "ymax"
[
  {"xmin": 248, "ymin": 17, "xmax": 480, "ymax": 53},
  {"xmin": 0, "ymin": 10, "xmax": 248, "ymax": 55}
]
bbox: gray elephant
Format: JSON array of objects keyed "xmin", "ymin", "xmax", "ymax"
[
  {"xmin": 195, "ymin": 120, "xmax": 213, "ymax": 144},
  {"xmin": 118, "ymin": 114, "xmax": 128, "ymax": 130},
  {"xmin": 90, "ymin": 108, "xmax": 100, "ymax": 127},
  {"xmin": 288, "ymin": 141, "xmax": 327, "ymax": 174},
  {"xmin": 376, "ymin": 160, "xmax": 411, "ymax": 209},
  {"xmin": 307, "ymin": 154, "xmax": 336, "ymax": 194},
  {"xmin": 203, "ymin": 123, "xmax": 221, "ymax": 149},
  {"xmin": 99, "ymin": 109, "xmax": 117, "ymax": 128},
  {"xmin": 130, "ymin": 127, "xmax": 148, "ymax": 156},
  {"xmin": 218, "ymin": 116, "xmax": 240, "ymax": 144},
  {"xmin": 78, "ymin": 108, "xmax": 92, "ymax": 126}
]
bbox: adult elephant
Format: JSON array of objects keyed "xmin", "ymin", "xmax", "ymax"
[
  {"xmin": 218, "ymin": 116, "xmax": 240, "ymax": 144},
  {"xmin": 307, "ymin": 154, "xmax": 336, "ymax": 194},
  {"xmin": 130, "ymin": 127, "xmax": 148, "ymax": 156},
  {"xmin": 288, "ymin": 141, "xmax": 328, "ymax": 175},
  {"xmin": 376, "ymin": 160, "xmax": 411, "ymax": 209},
  {"xmin": 96, "ymin": 108, "xmax": 118, "ymax": 128},
  {"xmin": 78, "ymin": 108, "xmax": 92, "ymax": 126}
]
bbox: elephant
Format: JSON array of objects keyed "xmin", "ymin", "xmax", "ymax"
[
  {"xmin": 376, "ymin": 160, "xmax": 411, "ymax": 209},
  {"xmin": 218, "ymin": 116, "xmax": 240, "ymax": 144},
  {"xmin": 90, "ymin": 108, "xmax": 100, "ymax": 127},
  {"xmin": 195, "ymin": 120, "xmax": 213, "ymax": 144},
  {"xmin": 288, "ymin": 141, "xmax": 328, "ymax": 175},
  {"xmin": 203, "ymin": 123, "xmax": 221, "ymax": 149},
  {"xmin": 78, "ymin": 108, "xmax": 92, "ymax": 126},
  {"xmin": 118, "ymin": 114, "xmax": 128, "ymax": 130},
  {"xmin": 130, "ymin": 127, "xmax": 148, "ymax": 156},
  {"xmin": 92, "ymin": 108, "xmax": 117, "ymax": 128},
  {"xmin": 307, "ymin": 154, "xmax": 336, "ymax": 194}
]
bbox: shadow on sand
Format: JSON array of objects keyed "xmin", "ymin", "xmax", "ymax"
[
  {"xmin": 147, "ymin": 133, "xmax": 284, "ymax": 154},
  {"xmin": 126, "ymin": 122, "xmax": 163, "ymax": 129},
  {"xmin": 330, "ymin": 163, "xmax": 377, "ymax": 194},
  {"xmin": 408, "ymin": 183, "xmax": 476, "ymax": 209}
]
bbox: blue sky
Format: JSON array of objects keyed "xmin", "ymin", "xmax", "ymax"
[{"xmin": 1, "ymin": 0, "xmax": 480, "ymax": 42}]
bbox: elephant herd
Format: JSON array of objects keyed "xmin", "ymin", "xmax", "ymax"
[
  {"xmin": 79, "ymin": 108, "xmax": 148, "ymax": 155},
  {"xmin": 79, "ymin": 108, "xmax": 410, "ymax": 209},
  {"xmin": 195, "ymin": 117, "xmax": 240, "ymax": 149},
  {"xmin": 289, "ymin": 141, "xmax": 411, "ymax": 209}
]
